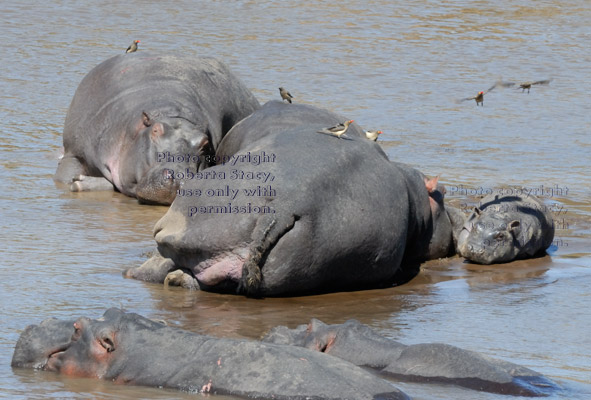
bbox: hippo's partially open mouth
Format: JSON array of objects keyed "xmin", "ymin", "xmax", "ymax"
[
  {"xmin": 44, "ymin": 343, "xmax": 71, "ymax": 370},
  {"xmin": 193, "ymin": 252, "xmax": 246, "ymax": 286},
  {"xmin": 125, "ymin": 246, "xmax": 251, "ymax": 292}
]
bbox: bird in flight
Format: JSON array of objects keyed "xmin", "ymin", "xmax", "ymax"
[
  {"xmin": 496, "ymin": 79, "xmax": 552, "ymax": 94},
  {"xmin": 459, "ymin": 83, "xmax": 498, "ymax": 106}
]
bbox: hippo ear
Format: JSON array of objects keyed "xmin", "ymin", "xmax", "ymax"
[
  {"xmin": 150, "ymin": 122, "xmax": 165, "ymax": 140},
  {"xmin": 98, "ymin": 332, "xmax": 116, "ymax": 353},
  {"xmin": 142, "ymin": 111, "xmax": 152, "ymax": 127},
  {"xmin": 508, "ymin": 220, "xmax": 521, "ymax": 235},
  {"xmin": 424, "ymin": 176, "xmax": 440, "ymax": 194},
  {"xmin": 473, "ymin": 207, "xmax": 482, "ymax": 215}
]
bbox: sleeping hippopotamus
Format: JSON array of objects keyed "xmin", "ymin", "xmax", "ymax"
[
  {"xmin": 54, "ymin": 52, "xmax": 260, "ymax": 205},
  {"xmin": 12, "ymin": 309, "xmax": 408, "ymax": 400},
  {"xmin": 456, "ymin": 194, "xmax": 554, "ymax": 264},
  {"xmin": 262, "ymin": 319, "xmax": 559, "ymax": 397},
  {"xmin": 125, "ymin": 101, "xmax": 457, "ymax": 296}
]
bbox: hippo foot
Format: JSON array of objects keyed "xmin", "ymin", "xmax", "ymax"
[
  {"xmin": 69, "ymin": 175, "xmax": 114, "ymax": 192},
  {"xmin": 164, "ymin": 269, "xmax": 199, "ymax": 290},
  {"xmin": 124, "ymin": 254, "xmax": 176, "ymax": 283},
  {"xmin": 238, "ymin": 256, "xmax": 263, "ymax": 296}
]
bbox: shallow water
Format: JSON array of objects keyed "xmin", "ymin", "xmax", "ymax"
[{"xmin": 1, "ymin": 1, "xmax": 590, "ymax": 399}]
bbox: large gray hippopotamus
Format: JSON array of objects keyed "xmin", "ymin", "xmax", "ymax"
[
  {"xmin": 54, "ymin": 52, "xmax": 260, "ymax": 205},
  {"xmin": 12, "ymin": 309, "xmax": 408, "ymax": 400},
  {"xmin": 456, "ymin": 194, "xmax": 554, "ymax": 264},
  {"xmin": 263, "ymin": 319, "xmax": 559, "ymax": 397},
  {"xmin": 125, "ymin": 101, "xmax": 457, "ymax": 296}
]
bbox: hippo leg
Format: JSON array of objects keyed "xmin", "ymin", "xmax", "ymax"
[
  {"xmin": 54, "ymin": 155, "xmax": 86, "ymax": 183},
  {"xmin": 123, "ymin": 254, "xmax": 177, "ymax": 284},
  {"xmin": 69, "ymin": 175, "xmax": 114, "ymax": 192},
  {"xmin": 238, "ymin": 214, "xmax": 298, "ymax": 296},
  {"xmin": 164, "ymin": 269, "xmax": 199, "ymax": 290}
]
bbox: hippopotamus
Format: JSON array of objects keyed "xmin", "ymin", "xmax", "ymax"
[
  {"xmin": 125, "ymin": 101, "xmax": 457, "ymax": 296},
  {"xmin": 456, "ymin": 194, "xmax": 555, "ymax": 264},
  {"xmin": 54, "ymin": 52, "xmax": 260, "ymax": 205},
  {"xmin": 262, "ymin": 319, "xmax": 559, "ymax": 397},
  {"xmin": 12, "ymin": 309, "xmax": 408, "ymax": 400}
]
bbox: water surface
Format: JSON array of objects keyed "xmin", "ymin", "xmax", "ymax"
[{"xmin": 1, "ymin": 1, "xmax": 590, "ymax": 399}]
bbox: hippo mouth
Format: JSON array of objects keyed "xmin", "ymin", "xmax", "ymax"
[
  {"xmin": 194, "ymin": 255, "xmax": 244, "ymax": 286},
  {"xmin": 191, "ymin": 249, "xmax": 250, "ymax": 288},
  {"xmin": 157, "ymin": 248, "xmax": 249, "ymax": 291},
  {"xmin": 43, "ymin": 342, "xmax": 72, "ymax": 370}
]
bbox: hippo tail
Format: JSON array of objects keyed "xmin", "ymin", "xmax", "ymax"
[{"xmin": 238, "ymin": 214, "xmax": 298, "ymax": 297}]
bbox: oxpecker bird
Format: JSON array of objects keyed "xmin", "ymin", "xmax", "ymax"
[
  {"xmin": 497, "ymin": 79, "xmax": 552, "ymax": 94},
  {"xmin": 459, "ymin": 83, "xmax": 498, "ymax": 106},
  {"xmin": 365, "ymin": 130, "xmax": 382, "ymax": 141},
  {"xmin": 279, "ymin": 87, "xmax": 294, "ymax": 103},
  {"xmin": 317, "ymin": 120, "xmax": 354, "ymax": 139},
  {"xmin": 126, "ymin": 40, "xmax": 140, "ymax": 53}
]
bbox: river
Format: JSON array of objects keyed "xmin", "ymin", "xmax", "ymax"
[{"xmin": 0, "ymin": 1, "xmax": 589, "ymax": 399}]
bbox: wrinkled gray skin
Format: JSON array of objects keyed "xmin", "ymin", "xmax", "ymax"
[
  {"xmin": 125, "ymin": 101, "xmax": 456, "ymax": 296},
  {"xmin": 11, "ymin": 318, "xmax": 75, "ymax": 369},
  {"xmin": 263, "ymin": 319, "xmax": 559, "ymax": 397},
  {"xmin": 456, "ymin": 194, "xmax": 554, "ymax": 264},
  {"xmin": 54, "ymin": 53, "xmax": 260, "ymax": 205},
  {"xmin": 12, "ymin": 309, "xmax": 408, "ymax": 400}
]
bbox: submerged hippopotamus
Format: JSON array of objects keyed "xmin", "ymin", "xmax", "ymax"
[
  {"xmin": 263, "ymin": 319, "xmax": 559, "ymax": 397},
  {"xmin": 54, "ymin": 52, "xmax": 260, "ymax": 205},
  {"xmin": 456, "ymin": 194, "xmax": 554, "ymax": 264},
  {"xmin": 125, "ymin": 101, "xmax": 457, "ymax": 296},
  {"xmin": 12, "ymin": 309, "xmax": 408, "ymax": 400}
]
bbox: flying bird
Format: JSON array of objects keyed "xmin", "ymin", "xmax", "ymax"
[
  {"xmin": 279, "ymin": 87, "xmax": 294, "ymax": 103},
  {"xmin": 459, "ymin": 83, "xmax": 498, "ymax": 106},
  {"xmin": 126, "ymin": 40, "xmax": 140, "ymax": 53},
  {"xmin": 365, "ymin": 130, "xmax": 382, "ymax": 141},
  {"xmin": 317, "ymin": 120, "xmax": 354, "ymax": 139},
  {"xmin": 496, "ymin": 79, "xmax": 551, "ymax": 94}
]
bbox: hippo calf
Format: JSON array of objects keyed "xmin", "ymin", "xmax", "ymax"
[
  {"xmin": 263, "ymin": 319, "xmax": 559, "ymax": 397},
  {"xmin": 12, "ymin": 309, "xmax": 408, "ymax": 400},
  {"xmin": 54, "ymin": 52, "xmax": 260, "ymax": 205},
  {"xmin": 456, "ymin": 194, "xmax": 555, "ymax": 264}
]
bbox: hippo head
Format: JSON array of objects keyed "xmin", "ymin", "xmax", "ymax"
[
  {"xmin": 11, "ymin": 318, "xmax": 75, "ymax": 369},
  {"xmin": 118, "ymin": 111, "xmax": 212, "ymax": 205},
  {"xmin": 457, "ymin": 208, "xmax": 523, "ymax": 264},
  {"xmin": 15, "ymin": 309, "xmax": 165, "ymax": 379},
  {"xmin": 262, "ymin": 319, "xmax": 340, "ymax": 352}
]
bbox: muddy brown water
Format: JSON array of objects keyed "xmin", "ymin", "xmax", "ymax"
[{"xmin": 1, "ymin": 1, "xmax": 590, "ymax": 399}]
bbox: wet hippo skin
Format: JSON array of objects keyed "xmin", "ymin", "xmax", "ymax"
[
  {"xmin": 263, "ymin": 318, "xmax": 560, "ymax": 397},
  {"xmin": 456, "ymin": 194, "xmax": 555, "ymax": 264},
  {"xmin": 12, "ymin": 309, "xmax": 408, "ymax": 400},
  {"xmin": 54, "ymin": 52, "xmax": 260, "ymax": 205},
  {"xmin": 126, "ymin": 101, "xmax": 458, "ymax": 296}
]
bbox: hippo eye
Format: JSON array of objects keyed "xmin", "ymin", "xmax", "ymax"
[{"xmin": 494, "ymin": 232, "xmax": 504, "ymax": 241}]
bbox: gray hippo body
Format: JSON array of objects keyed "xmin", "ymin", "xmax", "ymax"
[
  {"xmin": 54, "ymin": 52, "xmax": 260, "ymax": 205},
  {"xmin": 12, "ymin": 309, "xmax": 408, "ymax": 400},
  {"xmin": 263, "ymin": 319, "xmax": 558, "ymax": 397},
  {"xmin": 125, "ymin": 101, "xmax": 455, "ymax": 296},
  {"xmin": 456, "ymin": 194, "xmax": 554, "ymax": 264}
]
